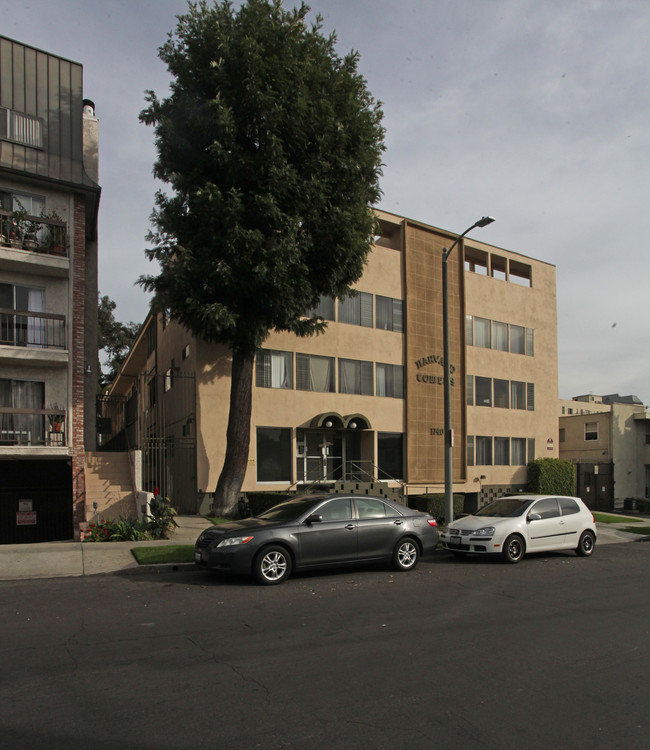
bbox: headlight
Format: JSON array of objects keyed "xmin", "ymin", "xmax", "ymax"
[
  {"xmin": 473, "ymin": 526, "xmax": 495, "ymax": 536},
  {"xmin": 217, "ymin": 535, "xmax": 254, "ymax": 547}
]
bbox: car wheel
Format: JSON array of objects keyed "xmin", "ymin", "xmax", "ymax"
[
  {"xmin": 393, "ymin": 538, "xmax": 419, "ymax": 571},
  {"xmin": 502, "ymin": 534, "xmax": 525, "ymax": 564},
  {"xmin": 576, "ymin": 530, "xmax": 596, "ymax": 557},
  {"xmin": 254, "ymin": 546, "xmax": 292, "ymax": 585}
]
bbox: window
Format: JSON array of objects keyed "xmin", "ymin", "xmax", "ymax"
[
  {"xmin": 585, "ymin": 422, "xmax": 599, "ymax": 441},
  {"xmin": 0, "ymin": 378, "xmax": 45, "ymax": 445},
  {"xmin": 256, "ymin": 349, "xmax": 293, "ymax": 389},
  {"xmin": 526, "ymin": 328, "xmax": 534, "ymax": 356},
  {"xmin": 339, "ymin": 358, "xmax": 373, "ymax": 395},
  {"xmin": 338, "ymin": 292, "xmax": 373, "ymax": 327},
  {"xmin": 494, "ymin": 437, "xmax": 510, "ymax": 465},
  {"xmin": 511, "ymin": 438, "xmax": 526, "ymax": 465},
  {"xmin": 527, "ymin": 438, "xmax": 535, "ymax": 462},
  {"xmin": 376, "ymin": 363, "xmax": 404, "ymax": 398},
  {"xmin": 0, "ymin": 283, "xmax": 46, "ymax": 347},
  {"xmin": 256, "ymin": 427, "xmax": 292, "ymax": 482},
  {"xmin": 466, "ymin": 375, "xmax": 474, "ymax": 406},
  {"xmin": 510, "ymin": 260, "xmax": 532, "ymax": 287},
  {"xmin": 476, "ymin": 436, "xmax": 493, "ymax": 465},
  {"xmin": 182, "ymin": 344, "xmax": 190, "ymax": 360},
  {"xmin": 559, "ymin": 497, "xmax": 580, "ymax": 516},
  {"xmin": 475, "ymin": 377, "xmax": 492, "ymax": 407},
  {"xmin": 376, "ymin": 296, "xmax": 404, "ymax": 332},
  {"xmin": 474, "ymin": 317, "xmax": 491, "ymax": 348},
  {"xmin": 510, "ymin": 325, "xmax": 525, "ymax": 354},
  {"xmin": 464, "ymin": 246, "xmax": 488, "ymax": 275},
  {"xmin": 309, "ymin": 296, "xmax": 335, "ymax": 321},
  {"xmin": 356, "ymin": 498, "xmax": 390, "ymax": 519},
  {"xmin": 296, "ymin": 354, "xmax": 334, "ymax": 392},
  {"xmin": 511, "ymin": 381, "xmax": 526, "ymax": 410},
  {"xmin": 491, "ymin": 255, "xmax": 507, "ymax": 280},
  {"xmin": 164, "ymin": 366, "xmax": 173, "ymax": 392},
  {"xmin": 465, "ymin": 315, "xmax": 474, "ymax": 346},
  {"xmin": 378, "ymin": 433, "xmax": 404, "ymax": 480},
  {"xmin": 0, "ymin": 108, "xmax": 44, "ymax": 148},
  {"xmin": 527, "ymin": 382, "xmax": 535, "ymax": 411},
  {"xmin": 494, "ymin": 379, "xmax": 509, "ymax": 408},
  {"xmin": 493, "ymin": 321, "xmax": 508, "ymax": 351},
  {"xmin": 318, "ymin": 497, "xmax": 353, "ymax": 521},
  {"xmin": 467, "ymin": 435, "xmax": 475, "ymax": 466},
  {"xmin": 531, "ymin": 498, "xmax": 560, "ymax": 519}
]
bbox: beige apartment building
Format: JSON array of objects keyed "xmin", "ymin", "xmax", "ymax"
[
  {"xmin": 0, "ymin": 36, "xmax": 100, "ymax": 542},
  {"xmin": 559, "ymin": 394, "xmax": 650, "ymax": 509},
  {"xmin": 106, "ymin": 209, "xmax": 559, "ymax": 516}
]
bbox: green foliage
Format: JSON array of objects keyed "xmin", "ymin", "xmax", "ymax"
[
  {"xmin": 131, "ymin": 545, "xmax": 196, "ymax": 565},
  {"xmin": 83, "ymin": 517, "xmax": 152, "ymax": 542},
  {"xmin": 138, "ymin": 0, "xmax": 385, "ymax": 353},
  {"xmin": 527, "ymin": 458, "xmax": 575, "ymax": 495},
  {"xmin": 97, "ymin": 294, "xmax": 139, "ymax": 390},
  {"xmin": 147, "ymin": 494, "xmax": 179, "ymax": 539},
  {"xmin": 407, "ymin": 494, "xmax": 464, "ymax": 524}
]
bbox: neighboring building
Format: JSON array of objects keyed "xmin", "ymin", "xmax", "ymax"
[
  {"xmin": 559, "ymin": 394, "xmax": 650, "ymax": 509},
  {"xmin": 0, "ymin": 36, "xmax": 100, "ymax": 542},
  {"xmin": 105, "ymin": 209, "xmax": 558, "ymax": 514}
]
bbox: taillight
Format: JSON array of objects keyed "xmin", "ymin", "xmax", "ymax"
[{"xmin": 427, "ymin": 518, "xmax": 437, "ymax": 527}]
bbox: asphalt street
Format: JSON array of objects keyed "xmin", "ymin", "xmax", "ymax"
[{"xmin": 1, "ymin": 541, "xmax": 648, "ymax": 750}]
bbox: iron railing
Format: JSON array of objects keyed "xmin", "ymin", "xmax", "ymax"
[
  {"xmin": 0, "ymin": 407, "xmax": 66, "ymax": 446},
  {"xmin": 0, "ymin": 208, "xmax": 67, "ymax": 257},
  {"xmin": 0, "ymin": 308, "xmax": 66, "ymax": 349}
]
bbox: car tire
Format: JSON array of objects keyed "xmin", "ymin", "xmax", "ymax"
[
  {"xmin": 393, "ymin": 538, "xmax": 419, "ymax": 571},
  {"xmin": 576, "ymin": 530, "xmax": 596, "ymax": 557},
  {"xmin": 254, "ymin": 545, "xmax": 292, "ymax": 585},
  {"xmin": 502, "ymin": 534, "xmax": 525, "ymax": 564}
]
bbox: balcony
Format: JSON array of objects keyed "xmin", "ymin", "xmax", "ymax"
[
  {"xmin": 1, "ymin": 309, "xmax": 66, "ymax": 349},
  {"xmin": 0, "ymin": 407, "xmax": 66, "ymax": 447},
  {"xmin": 0, "ymin": 208, "xmax": 67, "ymax": 258}
]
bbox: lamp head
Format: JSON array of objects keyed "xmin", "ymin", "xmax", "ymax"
[{"xmin": 475, "ymin": 216, "xmax": 495, "ymax": 228}]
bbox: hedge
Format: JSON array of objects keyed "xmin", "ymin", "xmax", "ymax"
[{"xmin": 527, "ymin": 458, "xmax": 575, "ymax": 495}]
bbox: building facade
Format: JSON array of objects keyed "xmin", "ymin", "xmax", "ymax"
[
  {"xmin": 559, "ymin": 394, "xmax": 650, "ymax": 509},
  {"xmin": 108, "ymin": 210, "xmax": 558, "ymax": 514},
  {"xmin": 0, "ymin": 36, "xmax": 100, "ymax": 542}
]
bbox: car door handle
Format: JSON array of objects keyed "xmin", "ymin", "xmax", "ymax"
[
  {"xmin": 394, "ymin": 520, "xmax": 403, "ymax": 525},
  {"xmin": 346, "ymin": 524, "xmax": 355, "ymax": 530}
]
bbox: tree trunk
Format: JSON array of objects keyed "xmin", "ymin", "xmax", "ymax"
[{"xmin": 213, "ymin": 347, "xmax": 255, "ymax": 516}]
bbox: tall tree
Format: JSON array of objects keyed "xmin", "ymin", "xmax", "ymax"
[
  {"xmin": 139, "ymin": 0, "xmax": 385, "ymax": 514},
  {"xmin": 97, "ymin": 294, "xmax": 139, "ymax": 390}
]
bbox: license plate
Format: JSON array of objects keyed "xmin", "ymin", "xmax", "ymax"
[{"xmin": 449, "ymin": 536, "xmax": 460, "ymax": 545}]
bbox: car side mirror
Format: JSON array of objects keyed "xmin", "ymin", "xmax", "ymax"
[
  {"xmin": 305, "ymin": 514, "xmax": 322, "ymax": 525},
  {"xmin": 527, "ymin": 512, "xmax": 541, "ymax": 523}
]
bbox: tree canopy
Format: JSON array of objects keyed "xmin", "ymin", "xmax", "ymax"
[
  {"xmin": 97, "ymin": 294, "xmax": 139, "ymax": 391},
  {"xmin": 139, "ymin": 0, "xmax": 385, "ymax": 512}
]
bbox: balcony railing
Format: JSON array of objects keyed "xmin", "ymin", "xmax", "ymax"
[
  {"xmin": 0, "ymin": 208, "xmax": 68, "ymax": 257},
  {"xmin": 0, "ymin": 308, "xmax": 66, "ymax": 349},
  {"xmin": 0, "ymin": 407, "xmax": 66, "ymax": 446}
]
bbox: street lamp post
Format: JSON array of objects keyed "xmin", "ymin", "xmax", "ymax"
[{"xmin": 442, "ymin": 216, "xmax": 495, "ymax": 526}]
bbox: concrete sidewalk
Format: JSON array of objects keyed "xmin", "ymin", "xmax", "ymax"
[
  {"xmin": 0, "ymin": 514, "xmax": 647, "ymax": 582},
  {"xmin": 0, "ymin": 515, "xmax": 212, "ymax": 582}
]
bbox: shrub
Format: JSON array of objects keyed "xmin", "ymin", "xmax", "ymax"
[
  {"xmin": 527, "ymin": 458, "xmax": 575, "ymax": 495},
  {"xmin": 146, "ymin": 493, "xmax": 178, "ymax": 539},
  {"xmin": 407, "ymin": 493, "xmax": 464, "ymax": 524}
]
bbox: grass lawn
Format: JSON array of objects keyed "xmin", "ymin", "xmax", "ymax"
[
  {"xmin": 621, "ymin": 525, "xmax": 650, "ymax": 536},
  {"xmin": 593, "ymin": 512, "xmax": 642, "ymax": 524},
  {"xmin": 131, "ymin": 545, "xmax": 195, "ymax": 565}
]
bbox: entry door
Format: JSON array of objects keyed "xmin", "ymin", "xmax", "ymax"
[{"xmin": 299, "ymin": 430, "xmax": 343, "ymax": 482}]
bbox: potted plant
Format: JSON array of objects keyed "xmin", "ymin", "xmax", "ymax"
[
  {"xmin": 10, "ymin": 201, "xmax": 27, "ymax": 249},
  {"xmin": 23, "ymin": 218, "xmax": 40, "ymax": 251}
]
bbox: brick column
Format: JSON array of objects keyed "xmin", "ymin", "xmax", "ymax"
[{"xmin": 71, "ymin": 195, "xmax": 87, "ymax": 538}]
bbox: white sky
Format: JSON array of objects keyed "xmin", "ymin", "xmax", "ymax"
[{"xmin": 4, "ymin": 0, "xmax": 650, "ymax": 403}]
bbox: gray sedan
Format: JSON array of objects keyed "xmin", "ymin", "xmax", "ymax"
[{"xmin": 195, "ymin": 493, "xmax": 439, "ymax": 584}]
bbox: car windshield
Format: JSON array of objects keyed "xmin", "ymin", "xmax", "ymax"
[
  {"xmin": 257, "ymin": 495, "xmax": 325, "ymax": 522},
  {"xmin": 474, "ymin": 497, "xmax": 535, "ymax": 517}
]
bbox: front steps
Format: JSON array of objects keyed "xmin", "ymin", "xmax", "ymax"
[{"xmin": 84, "ymin": 452, "xmax": 137, "ymax": 523}]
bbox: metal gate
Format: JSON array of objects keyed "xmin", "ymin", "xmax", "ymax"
[{"xmin": 140, "ymin": 372, "xmax": 197, "ymax": 514}]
